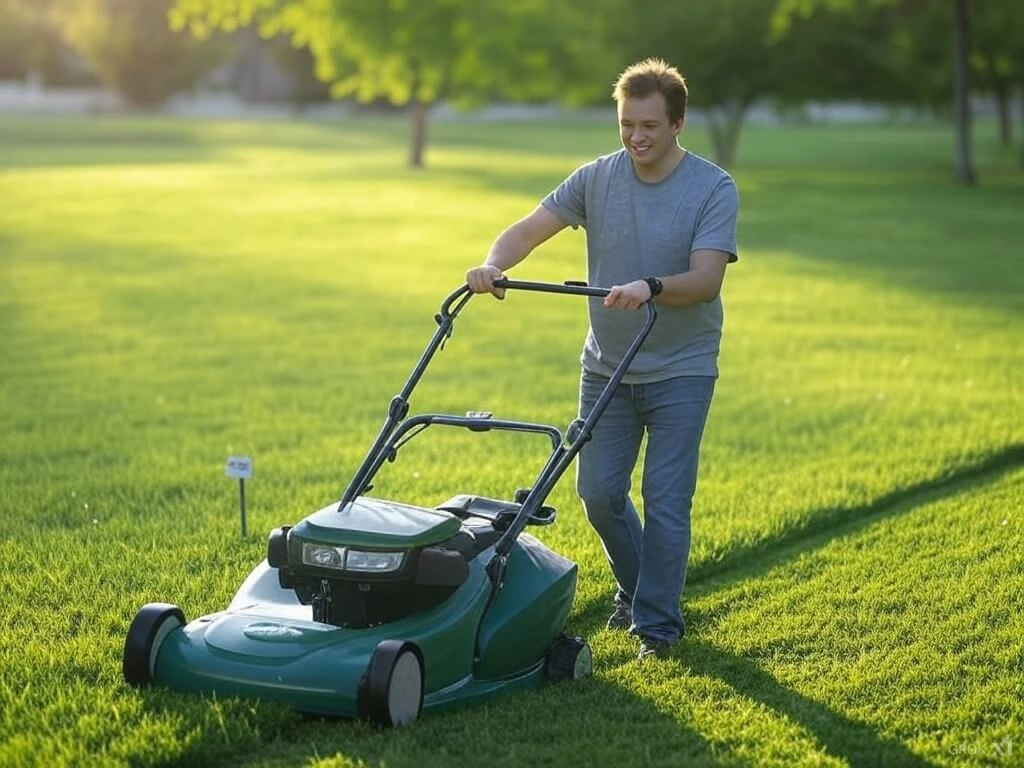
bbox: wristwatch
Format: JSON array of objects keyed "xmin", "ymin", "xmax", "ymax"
[{"xmin": 644, "ymin": 276, "xmax": 663, "ymax": 298}]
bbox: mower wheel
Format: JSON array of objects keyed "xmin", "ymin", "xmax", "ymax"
[
  {"xmin": 358, "ymin": 640, "xmax": 424, "ymax": 728},
  {"xmin": 545, "ymin": 634, "xmax": 592, "ymax": 682},
  {"xmin": 123, "ymin": 603, "xmax": 185, "ymax": 687},
  {"xmin": 267, "ymin": 526, "xmax": 291, "ymax": 568}
]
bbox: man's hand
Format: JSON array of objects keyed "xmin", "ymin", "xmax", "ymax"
[
  {"xmin": 466, "ymin": 264, "xmax": 506, "ymax": 299},
  {"xmin": 604, "ymin": 280, "xmax": 652, "ymax": 310}
]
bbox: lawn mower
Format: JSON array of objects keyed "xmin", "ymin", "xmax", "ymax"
[{"xmin": 122, "ymin": 278, "xmax": 656, "ymax": 726}]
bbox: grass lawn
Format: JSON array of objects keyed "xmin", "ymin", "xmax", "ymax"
[{"xmin": 0, "ymin": 112, "xmax": 1021, "ymax": 767}]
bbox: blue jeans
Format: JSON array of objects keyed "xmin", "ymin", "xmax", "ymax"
[{"xmin": 576, "ymin": 370, "xmax": 716, "ymax": 644}]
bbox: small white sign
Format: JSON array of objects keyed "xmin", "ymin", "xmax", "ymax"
[{"xmin": 225, "ymin": 456, "xmax": 253, "ymax": 479}]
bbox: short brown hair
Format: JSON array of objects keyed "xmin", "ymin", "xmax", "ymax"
[{"xmin": 613, "ymin": 58, "xmax": 688, "ymax": 124}]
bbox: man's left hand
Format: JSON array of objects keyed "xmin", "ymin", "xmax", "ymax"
[{"xmin": 604, "ymin": 280, "xmax": 651, "ymax": 310}]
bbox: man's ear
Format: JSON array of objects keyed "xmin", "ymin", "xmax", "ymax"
[{"xmin": 673, "ymin": 117, "xmax": 685, "ymax": 135}]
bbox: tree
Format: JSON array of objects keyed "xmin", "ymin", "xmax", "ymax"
[
  {"xmin": 0, "ymin": 0, "xmax": 67, "ymax": 84},
  {"xmin": 971, "ymin": 0, "xmax": 1024, "ymax": 148},
  {"xmin": 774, "ymin": 1, "xmax": 943, "ymax": 105},
  {"xmin": 951, "ymin": 0, "xmax": 975, "ymax": 184},
  {"xmin": 59, "ymin": 0, "xmax": 225, "ymax": 107},
  {"xmin": 171, "ymin": 0, "xmax": 609, "ymax": 167},
  {"xmin": 608, "ymin": 0, "xmax": 782, "ymax": 169},
  {"xmin": 264, "ymin": 34, "xmax": 330, "ymax": 113},
  {"xmin": 775, "ymin": 0, "xmax": 978, "ymax": 184},
  {"xmin": 607, "ymin": 0, "xmax": 905, "ymax": 169}
]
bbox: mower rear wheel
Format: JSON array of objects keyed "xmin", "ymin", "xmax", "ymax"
[
  {"xmin": 358, "ymin": 640, "xmax": 424, "ymax": 727},
  {"xmin": 545, "ymin": 634, "xmax": 592, "ymax": 682},
  {"xmin": 123, "ymin": 603, "xmax": 185, "ymax": 687}
]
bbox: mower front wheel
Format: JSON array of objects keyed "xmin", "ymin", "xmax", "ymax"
[
  {"xmin": 123, "ymin": 603, "xmax": 186, "ymax": 687},
  {"xmin": 358, "ymin": 640, "xmax": 424, "ymax": 728},
  {"xmin": 545, "ymin": 634, "xmax": 592, "ymax": 682}
]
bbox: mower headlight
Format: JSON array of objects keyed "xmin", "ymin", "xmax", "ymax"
[
  {"xmin": 302, "ymin": 543, "xmax": 346, "ymax": 570},
  {"xmin": 344, "ymin": 549, "xmax": 405, "ymax": 573}
]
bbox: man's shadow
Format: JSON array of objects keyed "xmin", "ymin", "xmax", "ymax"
[
  {"xmin": 682, "ymin": 639, "xmax": 928, "ymax": 768},
  {"xmin": 567, "ymin": 447, "xmax": 1024, "ymax": 768},
  {"xmin": 572, "ymin": 605, "xmax": 930, "ymax": 768}
]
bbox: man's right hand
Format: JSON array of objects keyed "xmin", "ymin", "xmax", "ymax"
[{"xmin": 466, "ymin": 264, "xmax": 506, "ymax": 299}]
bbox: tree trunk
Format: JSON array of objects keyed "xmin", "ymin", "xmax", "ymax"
[
  {"xmin": 408, "ymin": 99, "xmax": 429, "ymax": 169},
  {"xmin": 1019, "ymin": 90, "xmax": 1024, "ymax": 168},
  {"xmin": 951, "ymin": 0, "xmax": 976, "ymax": 185},
  {"xmin": 707, "ymin": 100, "xmax": 747, "ymax": 170},
  {"xmin": 994, "ymin": 85, "xmax": 1011, "ymax": 146}
]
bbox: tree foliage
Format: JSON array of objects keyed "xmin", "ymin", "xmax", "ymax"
[
  {"xmin": 774, "ymin": 0, "xmax": 987, "ymax": 182},
  {"xmin": 606, "ymin": 0, "xmax": 783, "ymax": 168},
  {"xmin": 606, "ymin": 0, "xmax": 942, "ymax": 168},
  {"xmin": 171, "ymin": 0, "xmax": 611, "ymax": 166},
  {"xmin": 59, "ymin": 0, "xmax": 225, "ymax": 107},
  {"xmin": 0, "ymin": 0, "xmax": 73, "ymax": 83},
  {"xmin": 971, "ymin": 0, "xmax": 1024, "ymax": 146}
]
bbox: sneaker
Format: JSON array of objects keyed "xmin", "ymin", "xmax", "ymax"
[
  {"xmin": 637, "ymin": 636, "xmax": 672, "ymax": 661},
  {"xmin": 606, "ymin": 604, "xmax": 632, "ymax": 630}
]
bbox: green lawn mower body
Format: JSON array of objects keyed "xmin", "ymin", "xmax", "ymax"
[{"xmin": 123, "ymin": 280, "xmax": 656, "ymax": 726}]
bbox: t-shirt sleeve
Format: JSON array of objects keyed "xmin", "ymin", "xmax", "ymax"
[
  {"xmin": 541, "ymin": 163, "xmax": 589, "ymax": 229},
  {"xmin": 692, "ymin": 177, "xmax": 739, "ymax": 263}
]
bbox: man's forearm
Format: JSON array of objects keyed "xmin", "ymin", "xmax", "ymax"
[
  {"xmin": 485, "ymin": 224, "xmax": 535, "ymax": 272},
  {"xmin": 657, "ymin": 268, "xmax": 724, "ymax": 306},
  {"xmin": 655, "ymin": 250, "xmax": 730, "ymax": 306}
]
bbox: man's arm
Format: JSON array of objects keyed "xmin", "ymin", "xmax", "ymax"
[
  {"xmin": 466, "ymin": 205, "xmax": 568, "ymax": 297},
  {"xmin": 603, "ymin": 250, "xmax": 732, "ymax": 310}
]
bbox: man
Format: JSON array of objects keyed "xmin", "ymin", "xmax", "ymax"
[{"xmin": 466, "ymin": 58, "xmax": 739, "ymax": 661}]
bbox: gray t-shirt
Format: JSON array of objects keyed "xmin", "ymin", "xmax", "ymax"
[{"xmin": 541, "ymin": 148, "xmax": 739, "ymax": 383}]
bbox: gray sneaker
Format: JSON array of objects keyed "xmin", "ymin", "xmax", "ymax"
[
  {"xmin": 637, "ymin": 636, "xmax": 672, "ymax": 661},
  {"xmin": 606, "ymin": 604, "xmax": 632, "ymax": 630}
]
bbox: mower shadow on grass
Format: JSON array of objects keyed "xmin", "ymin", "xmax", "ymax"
[
  {"xmin": 128, "ymin": 663, "xmax": 737, "ymax": 768},
  {"xmin": 222, "ymin": 675, "xmax": 736, "ymax": 768}
]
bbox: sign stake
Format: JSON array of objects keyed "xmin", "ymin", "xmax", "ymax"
[{"xmin": 225, "ymin": 456, "xmax": 253, "ymax": 537}]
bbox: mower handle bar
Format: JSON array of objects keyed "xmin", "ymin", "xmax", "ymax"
[
  {"xmin": 440, "ymin": 277, "xmax": 654, "ymax": 320},
  {"xmin": 339, "ymin": 279, "xmax": 657, "ymax": 571},
  {"xmin": 494, "ymin": 277, "xmax": 611, "ymax": 299}
]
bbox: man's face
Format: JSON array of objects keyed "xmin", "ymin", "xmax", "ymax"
[{"xmin": 618, "ymin": 92, "xmax": 682, "ymax": 169}]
